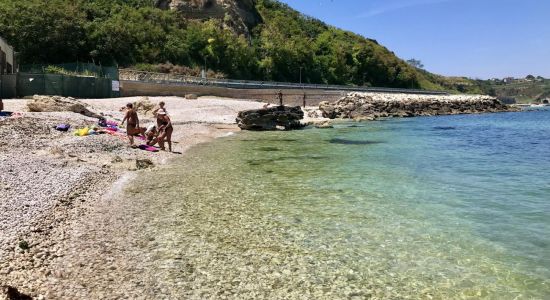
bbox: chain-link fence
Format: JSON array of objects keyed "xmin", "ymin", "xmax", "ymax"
[{"xmin": 20, "ymin": 63, "xmax": 119, "ymax": 79}]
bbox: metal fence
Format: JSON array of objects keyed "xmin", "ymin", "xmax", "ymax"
[
  {"xmin": 1, "ymin": 73, "xmax": 117, "ymax": 99},
  {"xmin": 119, "ymin": 69, "xmax": 450, "ymax": 95},
  {"xmin": 20, "ymin": 63, "xmax": 119, "ymax": 79}
]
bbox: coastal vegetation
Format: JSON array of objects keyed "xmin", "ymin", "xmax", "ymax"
[
  {"xmin": 488, "ymin": 77, "xmax": 550, "ymax": 103},
  {"xmin": 0, "ymin": 0, "xmax": 519, "ymax": 93}
]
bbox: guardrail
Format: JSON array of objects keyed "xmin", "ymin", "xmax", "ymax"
[{"xmin": 119, "ymin": 69, "xmax": 450, "ymax": 95}]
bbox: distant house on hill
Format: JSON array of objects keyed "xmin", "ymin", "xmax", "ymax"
[{"xmin": 0, "ymin": 36, "xmax": 17, "ymax": 75}]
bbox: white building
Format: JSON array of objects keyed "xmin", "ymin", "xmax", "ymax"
[{"xmin": 0, "ymin": 36, "xmax": 17, "ymax": 74}]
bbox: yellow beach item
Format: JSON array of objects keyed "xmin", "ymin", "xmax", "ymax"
[{"xmin": 75, "ymin": 127, "xmax": 90, "ymax": 136}]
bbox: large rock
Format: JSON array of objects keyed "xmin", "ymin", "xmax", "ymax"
[
  {"xmin": 319, "ymin": 92, "xmax": 519, "ymax": 120},
  {"xmin": 156, "ymin": 0, "xmax": 262, "ymax": 38},
  {"xmin": 1, "ymin": 285, "xmax": 32, "ymax": 300},
  {"xmin": 27, "ymin": 95, "xmax": 102, "ymax": 118},
  {"xmin": 133, "ymin": 96, "xmax": 155, "ymax": 114},
  {"xmin": 236, "ymin": 106, "xmax": 304, "ymax": 130}
]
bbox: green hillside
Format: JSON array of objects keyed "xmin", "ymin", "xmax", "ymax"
[
  {"xmin": 490, "ymin": 79, "xmax": 550, "ymax": 103},
  {"xmin": 0, "ymin": 0, "xmax": 475, "ymax": 91}
]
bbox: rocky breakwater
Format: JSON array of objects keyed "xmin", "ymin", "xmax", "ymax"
[
  {"xmin": 236, "ymin": 105, "xmax": 304, "ymax": 130},
  {"xmin": 319, "ymin": 92, "xmax": 519, "ymax": 120}
]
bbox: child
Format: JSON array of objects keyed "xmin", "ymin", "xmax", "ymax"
[{"xmin": 153, "ymin": 101, "xmax": 167, "ymax": 117}]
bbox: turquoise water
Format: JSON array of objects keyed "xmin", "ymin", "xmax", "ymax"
[{"xmin": 133, "ymin": 109, "xmax": 550, "ymax": 298}]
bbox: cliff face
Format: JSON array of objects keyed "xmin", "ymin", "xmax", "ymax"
[{"xmin": 155, "ymin": 0, "xmax": 262, "ymax": 37}]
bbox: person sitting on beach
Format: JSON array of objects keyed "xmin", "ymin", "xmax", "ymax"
[
  {"xmin": 156, "ymin": 110, "xmax": 173, "ymax": 152},
  {"xmin": 121, "ymin": 103, "xmax": 142, "ymax": 147},
  {"xmin": 145, "ymin": 124, "xmax": 158, "ymax": 146}
]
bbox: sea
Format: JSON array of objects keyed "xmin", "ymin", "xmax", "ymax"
[{"xmin": 131, "ymin": 108, "xmax": 550, "ymax": 299}]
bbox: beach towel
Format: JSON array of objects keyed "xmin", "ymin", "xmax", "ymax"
[{"xmin": 138, "ymin": 144, "xmax": 159, "ymax": 152}]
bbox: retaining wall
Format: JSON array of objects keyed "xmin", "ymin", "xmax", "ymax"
[{"xmin": 120, "ymin": 80, "xmax": 345, "ymax": 106}]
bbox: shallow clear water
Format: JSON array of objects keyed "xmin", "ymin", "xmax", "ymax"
[{"xmin": 133, "ymin": 109, "xmax": 550, "ymax": 298}]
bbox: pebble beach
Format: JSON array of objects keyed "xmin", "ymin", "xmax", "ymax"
[{"xmin": 0, "ymin": 96, "xmax": 265, "ymax": 299}]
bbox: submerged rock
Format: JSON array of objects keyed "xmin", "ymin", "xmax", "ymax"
[
  {"xmin": 136, "ymin": 159, "xmax": 154, "ymax": 170},
  {"xmin": 236, "ymin": 106, "xmax": 305, "ymax": 131},
  {"xmin": 314, "ymin": 121, "xmax": 334, "ymax": 129}
]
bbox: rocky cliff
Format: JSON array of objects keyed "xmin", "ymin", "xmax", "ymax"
[{"xmin": 155, "ymin": 0, "xmax": 261, "ymax": 38}]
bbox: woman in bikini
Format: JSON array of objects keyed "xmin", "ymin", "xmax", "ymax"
[
  {"xmin": 156, "ymin": 110, "xmax": 173, "ymax": 152},
  {"xmin": 121, "ymin": 103, "xmax": 141, "ymax": 146}
]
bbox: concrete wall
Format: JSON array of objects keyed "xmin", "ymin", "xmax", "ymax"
[
  {"xmin": 120, "ymin": 80, "xmax": 345, "ymax": 106},
  {"xmin": 0, "ymin": 36, "xmax": 16, "ymax": 74}
]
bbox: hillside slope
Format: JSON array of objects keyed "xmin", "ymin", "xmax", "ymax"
[
  {"xmin": 491, "ymin": 79, "xmax": 550, "ymax": 103},
  {"xmin": 0, "ymin": 0, "xmax": 469, "ymax": 91}
]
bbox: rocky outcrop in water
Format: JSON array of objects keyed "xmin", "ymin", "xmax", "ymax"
[
  {"xmin": 319, "ymin": 92, "xmax": 519, "ymax": 120},
  {"xmin": 236, "ymin": 106, "xmax": 304, "ymax": 130}
]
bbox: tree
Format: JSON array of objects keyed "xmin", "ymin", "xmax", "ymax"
[{"xmin": 406, "ymin": 59, "xmax": 424, "ymax": 69}]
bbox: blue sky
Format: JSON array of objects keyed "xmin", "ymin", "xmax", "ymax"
[{"xmin": 278, "ymin": 0, "xmax": 550, "ymax": 79}]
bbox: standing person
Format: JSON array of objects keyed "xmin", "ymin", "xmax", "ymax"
[
  {"xmin": 302, "ymin": 92, "xmax": 307, "ymax": 108},
  {"xmin": 156, "ymin": 111, "xmax": 173, "ymax": 152},
  {"xmin": 153, "ymin": 101, "xmax": 167, "ymax": 117},
  {"xmin": 121, "ymin": 103, "xmax": 140, "ymax": 147},
  {"xmin": 277, "ymin": 90, "xmax": 283, "ymax": 106}
]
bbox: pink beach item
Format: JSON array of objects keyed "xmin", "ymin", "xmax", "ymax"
[{"xmin": 138, "ymin": 145, "xmax": 159, "ymax": 152}]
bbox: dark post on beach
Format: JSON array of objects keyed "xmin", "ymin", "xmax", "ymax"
[
  {"xmin": 0, "ymin": 78, "xmax": 3, "ymax": 112},
  {"xmin": 303, "ymin": 92, "xmax": 307, "ymax": 108},
  {"xmin": 277, "ymin": 90, "xmax": 283, "ymax": 106}
]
